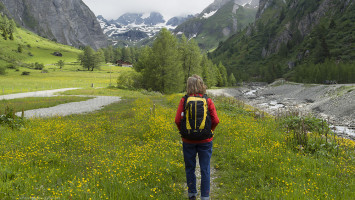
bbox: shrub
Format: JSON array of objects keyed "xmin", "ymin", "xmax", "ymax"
[
  {"xmin": 17, "ymin": 45, "xmax": 23, "ymax": 53},
  {"xmin": 0, "ymin": 66, "xmax": 5, "ymax": 75},
  {"xmin": 6, "ymin": 64, "xmax": 16, "ymax": 69},
  {"xmin": 0, "ymin": 106, "xmax": 26, "ymax": 129},
  {"xmin": 34, "ymin": 62, "xmax": 44, "ymax": 70},
  {"xmin": 21, "ymin": 71, "xmax": 30, "ymax": 75},
  {"xmin": 281, "ymin": 116, "xmax": 338, "ymax": 157},
  {"xmin": 117, "ymin": 70, "xmax": 142, "ymax": 89}
]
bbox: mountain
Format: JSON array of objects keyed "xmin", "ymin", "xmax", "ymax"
[
  {"xmin": 174, "ymin": 0, "xmax": 259, "ymax": 50},
  {"xmin": 210, "ymin": 0, "xmax": 355, "ymax": 83},
  {"xmin": 99, "ymin": 12, "xmax": 192, "ymax": 47},
  {"xmin": 0, "ymin": 0, "xmax": 108, "ymax": 50}
]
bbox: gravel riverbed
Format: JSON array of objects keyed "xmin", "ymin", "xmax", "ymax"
[{"xmin": 208, "ymin": 82, "xmax": 355, "ymax": 140}]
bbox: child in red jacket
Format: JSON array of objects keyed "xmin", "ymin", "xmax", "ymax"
[{"xmin": 175, "ymin": 75, "xmax": 219, "ymax": 200}]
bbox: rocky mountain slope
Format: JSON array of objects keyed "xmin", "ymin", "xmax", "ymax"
[
  {"xmin": 174, "ymin": 0, "xmax": 259, "ymax": 50},
  {"xmin": 0, "ymin": 0, "xmax": 108, "ymax": 49},
  {"xmin": 210, "ymin": 0, "xmax": 355, "ymax": 82},
  {"xmin": 99, "ymin": 12, "xmax": 192, "ymax": 47}
]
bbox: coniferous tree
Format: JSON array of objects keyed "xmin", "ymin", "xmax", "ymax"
[
  {"xmin": 79, "ymin": 46, "xmax": 94, "ymax": 71},
  {"xmin": 1, "ymin": 15, "xmax": 9, "ymax": 40},
  {"xmin": 57, "ymin": 60, "xmax": 65, "ymax": 69},
  {"xmin": 78, "ymin": 46, "xmax": 103, "ymax": 71},
  {"xmin": 121, "ymin": 47, "xmax": 132, "ymax": 62},
  {"xmin": 94, "ymin": 49, "xmax": 105, "ymax": 70},
  {"xmin": 179, "ymin": 34, "xmax": 202, "ymax": 83},
  {"xmin": 218, "ymin": 62, "xmax": 228, "ymax": 86},
  {"xmin": 228, "ymin": 73, "xmax": 237, "ymax": 86},
  {"xmin": 201, "ymin": 54, "xmax": 218, "ymax": 88},
  {"xmin": 114, "ymin": 47, "xmax": 122, "ymax": 62},
  {"xmin": 103, "ymin": 46, "xmax": 114, "ymax": 63},
  {"xmin": 140, "ymin": 28, "xmax": 184, "ymax": 93},
  {"xmin": 135, "ymin": 46, "xmax": 151, "ymax": 72}
]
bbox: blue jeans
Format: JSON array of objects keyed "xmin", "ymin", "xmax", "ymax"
[{"xmin": 183, "ymin": 141, "xmax": 213, "ymax": 199}]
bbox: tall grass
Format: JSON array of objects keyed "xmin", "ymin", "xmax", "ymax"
[
  {"xmin": 212, "ymin": 97, "xmax": 355, "ymax": 199},
  {"xmin": 0, "ymin": 92, "xmax": 354, "ymax": 199}
]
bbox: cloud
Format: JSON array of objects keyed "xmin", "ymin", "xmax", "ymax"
[{"xmin": 82, "ymin": 0, "xmax": 214, "ymax": 20}]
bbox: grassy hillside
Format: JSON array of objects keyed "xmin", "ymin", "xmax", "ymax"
[
  {"xmin": 0, "ymin": 26, "xmax": 81, "ymax": 66},
  {"xmin": 0, "ymin": 90, "xmax": 354, "ymax": 199},
  {"xmin": 210, "ymin": 0, "xmax": 355, "ymax": 83},
  {"xmin": 0, "ymin": 25, "xmax": 136, "ymax": 94}
]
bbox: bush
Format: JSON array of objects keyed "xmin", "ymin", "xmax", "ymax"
[
  {"xmin": 0, "ymin": 106, "xmax": 26, "ymax": 129},
  {"xmin": 0, "ymin": 66, "xmax": 5, "ymax": 75},
  {"xmin": 6, "ymin": 64, "xmax": 16, "ymax": 69},
  {"xmin": 117, "ymin": 70, "xmax": 142, "ymax": 89},
  {"xmin": 29, "ymin": 62, "xmax": 44, "ymax": 70},
  {"xmin": 281, "ymin": 116, "xmax": 338, "ymax": 157},
  {"xmin": 21, "ymin": 71, "xmax": 30, "ymax": 75},
  {"xmin": 17, "ymin": 45, "xmax": 23, "ymax": 53}
]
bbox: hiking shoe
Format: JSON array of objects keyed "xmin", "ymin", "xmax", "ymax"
[{"xmin": 189, "ymin": 196, "xmax": 196, "ymax": 200}]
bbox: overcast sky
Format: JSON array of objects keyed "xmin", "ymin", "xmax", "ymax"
[{"xmin": 82, "ymin": 0, "xmax": 215, "ymax": 20}]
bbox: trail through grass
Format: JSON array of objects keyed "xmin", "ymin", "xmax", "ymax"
[
  {"xmin": 0, "ymin": 90, "xmax": 354, "ymax": 199},
  {"xmin": 0, "ymin": 96, "xmax": 92, "ymax": 114}
]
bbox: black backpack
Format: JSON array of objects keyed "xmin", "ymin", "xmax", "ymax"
[{"xmin": 180, "ymin": 94, "xmax": 213, "ymax": 140}]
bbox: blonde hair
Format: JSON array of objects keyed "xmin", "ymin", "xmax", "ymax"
[{"xmin": 186, "ymin": 75, "xmax": 207, "ymax": 95}]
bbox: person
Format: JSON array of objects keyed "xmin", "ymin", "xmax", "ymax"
[{"xmin": 175, "ymin": 75, "xmax": 219, "ymax": 200}]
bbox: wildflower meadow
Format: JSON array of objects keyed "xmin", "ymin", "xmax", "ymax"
[{"xmin": 0, "ymin": 91, "xmax": 354, "ymax": 199}]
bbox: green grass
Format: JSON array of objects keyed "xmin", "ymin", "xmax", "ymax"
[
  {"xmin": 0, "ymin": 91, "xmax": 354, "ymax": 199},
  {"xmin": 0, "ymin": 27, "xmax": 81, "ymax": 66},
  {"xmin": 0, "ymin": 64, "xmax": 135, "ymax": 95},
  {"xmin": 1, "ymin": 25, "xmax": 136, "ymax": 94},
  {"xmin": 0, "ymin": 96, "xmax": 92, "ymax": 114}
]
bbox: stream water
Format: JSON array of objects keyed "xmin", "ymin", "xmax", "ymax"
[{"xmin": 245, "ymin": 90, "xmax": 355, "ymax": 140}]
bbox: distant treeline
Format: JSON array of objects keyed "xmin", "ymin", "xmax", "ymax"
[
  {"xmin": 291, "ymin": 60, "xmax": 355, "ymax": 84},
  {"xmin": 101, "ymin": 46, "xmax": 141, "ymax": 65}
]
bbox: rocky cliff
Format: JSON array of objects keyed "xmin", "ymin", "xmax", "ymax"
[
  {"xmin": 0, "ymin": 0, "xmax": 108, "ymax": 49},
  {"xmin": 174, "ymin": 0, "xmax": 258, "ymax": 50}
]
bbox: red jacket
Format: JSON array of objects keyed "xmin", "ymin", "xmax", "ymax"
[{"xmin": 175, "ymin": 94, "xmax": 219, "ymax": 144}]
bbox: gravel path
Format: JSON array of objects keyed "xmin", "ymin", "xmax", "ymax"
[
  {"xmin": 0, "ymin": 88, "xmax": 80, "ymax": 100},
  {"xmin": 0, "ymin": 88, "xmax": 121, "ymax": 118}
]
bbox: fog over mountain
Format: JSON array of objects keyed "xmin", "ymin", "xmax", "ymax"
[{"xmin": 82, "ymin": 0, "xmax": 214, "ymax": 20}]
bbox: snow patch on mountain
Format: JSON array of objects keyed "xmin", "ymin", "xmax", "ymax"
[
  {"xmin": 99, "ymin": 12, "xmax": 191, "ymax": 45},
  {"xmin": 202, "ymin": 10, "xmax": 217, "ymax": 19}
]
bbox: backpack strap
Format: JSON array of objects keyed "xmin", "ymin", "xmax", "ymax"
[{"xmin": 183, "ymin": 94, "xmax": 189, "ymax": 111}]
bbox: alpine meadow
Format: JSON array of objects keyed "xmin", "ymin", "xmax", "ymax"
[{"xmin": 1, "ymin": 0, "xmax": 354, "ymax": 199}]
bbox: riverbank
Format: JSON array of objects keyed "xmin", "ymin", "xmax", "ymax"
[{"xmin": 208, "ymin": 81, "xmax": 355, "ymax": 140}]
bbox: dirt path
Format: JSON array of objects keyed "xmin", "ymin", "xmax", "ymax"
[
  {"xmin": 0, "ymin": 88, "xmax": 81, "ymax": 100},
  {"xmin": 0, "ymin": 88, "xmax": 121, "ymax": 118}
]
